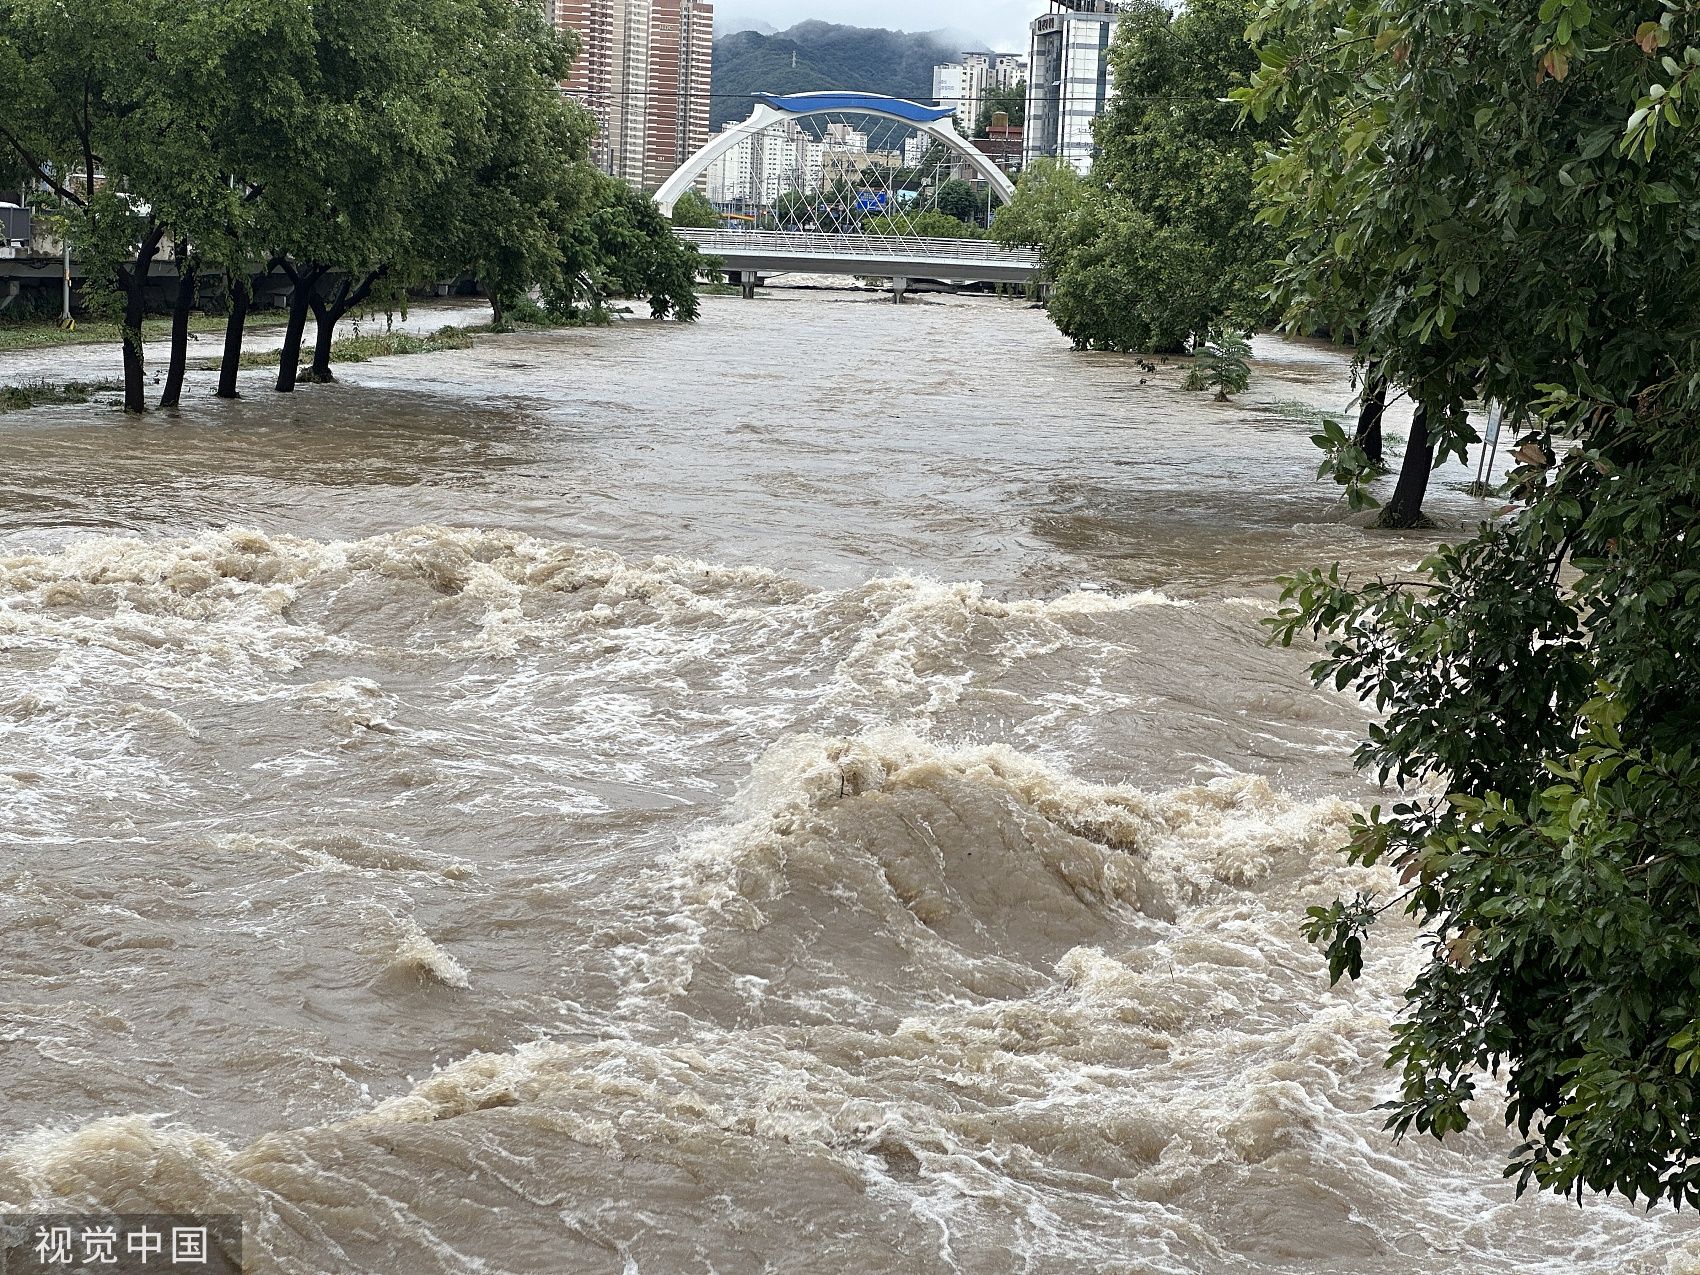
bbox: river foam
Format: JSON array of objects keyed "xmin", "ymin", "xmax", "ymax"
[{"xmin": 1, "ymin": 523, "xmax": 1691, "ymax": 1272}]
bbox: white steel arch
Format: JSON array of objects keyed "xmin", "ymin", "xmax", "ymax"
[{"xmin": 653, "ymin": 91, "xmax": 1018, "ymax": 216}]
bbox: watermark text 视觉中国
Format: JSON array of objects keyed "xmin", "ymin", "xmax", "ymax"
[{"xmin": 0, "ymin": 1215, "xmax": 241, "ymax": 1274}]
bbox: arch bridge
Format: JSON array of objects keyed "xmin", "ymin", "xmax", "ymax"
[{"xmin": 656, "ymin": 92, "xmax": 1037, "ymax": 300}]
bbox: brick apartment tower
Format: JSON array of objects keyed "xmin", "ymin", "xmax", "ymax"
[{"xmin": 554, "ymin": 0, "xmax": 713, "ymax": 191}]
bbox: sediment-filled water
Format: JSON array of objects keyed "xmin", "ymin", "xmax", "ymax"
[{"xmin": 2, "ymin": 292, "xmax": 1694, "ymax": 1273}]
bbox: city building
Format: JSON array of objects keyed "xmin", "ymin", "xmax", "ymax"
[
  {"xmin": 705, "ymin": 120, "xmax": 890, "ymax": 209},
  {"xmin": 702, "ymin": 123, "xmax": 794, "ymax": 208},
  {"xmin": 554, "ymin": 0, "xmax": 713, "ymax": 191},
  {"xmin": 974, "ymin": 112, "xmax": 1024, "ymax": 175},
  {"xmin": 931, "ymin": 61, "xmax": 978, "ymax": 133},
  {"xmin": 933, "ymin": 51, "xmax": 1029, "ymax": 134},
  {"xmin": 1024, "ymin": 0, "xmax": 1121, "ymax": 173},
  {"xmin": 991, "ymin": 54, "xmax": 1028, "ymax": 89}
]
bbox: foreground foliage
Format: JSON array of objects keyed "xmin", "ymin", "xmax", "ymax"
[{"xmin": 1248, "ymin": 0, "xmax": 1700, "ymax": 1208}]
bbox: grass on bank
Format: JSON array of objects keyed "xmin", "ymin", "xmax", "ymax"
[
  {"xmin": 0, "ymin": 379, "xmax": 123, "ymax": 413},
  {"xmin": 192, "ymin": 324, "xmax": 486, "ymax": 373},
  {"xmin": 0, "ymin": 313, "xmax": 283, "ymax": 354}
]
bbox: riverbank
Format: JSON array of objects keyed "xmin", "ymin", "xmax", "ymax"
[
  {"xmin": 0, "ymin": 297, "xmax": 493, "ymax": 392},
  {"xmin": 0, "ymin": 311, "xmax": 285, "ymax": 355}
]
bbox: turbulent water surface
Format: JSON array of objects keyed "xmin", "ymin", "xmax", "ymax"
[{"xmin": 2, "ymin": 291, "xmax": 1694, "ymax": 1273}]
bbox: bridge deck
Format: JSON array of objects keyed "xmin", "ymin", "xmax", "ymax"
[{"xmin": 673, "ymin": 229, "xmax": 1043, "ymax": 285}]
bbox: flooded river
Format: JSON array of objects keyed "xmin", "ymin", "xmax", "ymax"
[{"xmin": 1, "ymin": 290, "xmax": 1693, "ymax": 1272}]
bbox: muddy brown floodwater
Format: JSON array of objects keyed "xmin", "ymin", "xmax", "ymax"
[{"xmin": 1, "ymin": 290, "xmax": 1695, "ymax": 1273}]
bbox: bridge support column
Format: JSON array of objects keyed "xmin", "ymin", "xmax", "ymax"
[
  {"xmin": 891, "ymin": 276, "xmax": 907, "ymax": 305},
  {"xmin": 741, "ymin": 274, "xmax": 757, "ymax": 301}
]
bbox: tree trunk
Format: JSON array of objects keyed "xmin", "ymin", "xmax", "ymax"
[
  {"xmin": 217, "ymin": 272, "xmax": 252, "ymax": 400},
  {"xmin": 276, "ymin": 262, "xmax": 322, "ymax": 394},
  {"xmin": 1377, "ymin": 401, "xmax": 1435, "ymax": 529},
  {"xmin": 490, "ymin": 289, "xmax": 505, "ymax": 330},
  {"xmin": 1356, "ymin": 365, "xmax": 1387, "ymax": 466},
  {"xmin": 119, "ymin": 225, "xmax": 167, "ymax": 414},
  {"xmin": 305, "ymin": 279, "xmax": 345, "ymax": 383},
  {"xmin": 159, "ymin": 249, "xmax": 196, "ymax": 409},
  {"xmin": 307, "ymin": 269, "xmax": 382, "ymax": 382}
]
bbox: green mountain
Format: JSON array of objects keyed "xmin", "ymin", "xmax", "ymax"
[{"xmin": 710, "ymin": 21, "xmax": 962, "ymax": 131}]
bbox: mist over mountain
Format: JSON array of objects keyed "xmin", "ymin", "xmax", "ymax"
[
  {"xmin": 715, "ymin": 15, "xmax": 777, "ymax": 36},
  {"xmin": 709, "ymin": 21, "xmax": 967, "ymax": 131}
]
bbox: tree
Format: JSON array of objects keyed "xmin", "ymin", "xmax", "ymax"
[
  {"xmin": 975, "ymin": 81, "xmax": 1026, "ymax": 134},
  {"xmin": 180, "ymin": 0, "xmax": 324, "ymax": 401},
  {"xmin": 415, "ymin": 0, "xmax": 598, "ymax": 331},
  {"xmin": 670, "ymin": 189, "xmax": 721, "ymax": 230},
  {"xmin": 0, "ymin": 0, "xmax": 166, "ymax": 412},
  {"xmin": 543, "ymin": 173, "xmax": 708, "ymax": 324},
  {"xmin": 933, "ymin": 177, "xmax": 987, "ymax": 226},
  {"xmin": 861, "ymin": 209, "xmax": 986, "ymax": 240},
  {"xmin": 1247, "ymin": 0, "xmax": 1700, "ymax": 1208},
  {"xmin": 991, "ymin": 1, "xmax": 1280, "ymax": 356}
]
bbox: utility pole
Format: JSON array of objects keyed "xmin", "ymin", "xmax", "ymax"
[{"xmin": 47, "ymin": 173, "xmax": 73, "ymax": 329}]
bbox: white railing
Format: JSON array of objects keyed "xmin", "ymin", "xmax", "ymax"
[{"xmin": 673, "ymin": 228, "xmax": 1038, "ymax": 265}]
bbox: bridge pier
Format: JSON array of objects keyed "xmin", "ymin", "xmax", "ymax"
[
  {"xmin": 891, "ymin": 276, "xmax": 907, "ymax": 305},
  {"xmin": 727, "ymin": 269, "xmax": 759, "ymax": 300}
]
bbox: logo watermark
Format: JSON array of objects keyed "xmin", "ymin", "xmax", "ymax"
[{"xmin": 0, "ymin": 1216, "xmax": 241, "ymax": 1274}]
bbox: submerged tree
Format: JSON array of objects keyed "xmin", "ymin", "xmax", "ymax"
[
  {"xmin": 1247, "ymin": 0, "xmax": 1700, "ymax": 1208},
  {"xmin": 0, "ymin": 0, "xmax": 702, "ymax": 406},
  {"xmin": 994, "ymin": 0, "xmax": 1278, "ymax": 355},
  {"xmin": 545, "ymin": 173, "xmax": 709, "ymax": 324},
  {"xmin": 262, "ymin": 0, "xmax": 473, "ymax": 390},
  {"xmin": 415, "ymin": 0, "xmax": 598, "ymax": 332},
  {"xmin": 1095, "ymin": 0, "xmax": 1281, "ymax": 333},
  {"xmin": 1182, "ymin": 331, "xmax": 1253, "ymax": 400},
  {"xmin": 124, "ymin": 0, "xmax": 299, "ymax": 409},
  {"xmin": 0, "ymin": 0, "xmax": 166, "ymax": 412}
]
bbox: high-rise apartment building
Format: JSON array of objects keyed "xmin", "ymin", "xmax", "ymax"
[
  {"xmin": 555, "ymin": 0, "xmax": 713, "ymax": 191},
  {"xmin": 933, "ymin": 51, "xmax": 1029, "ymax": 134},
  {"xmin": 1024, "ymin": 0, "xmax": 1121, "ymax": 173},
  {"xmin": 932, "ymin": 61, "xmax": 980, "ymax": 133},
  {"xmin": 703, "ymin": 120, "xmax": 900, "ymax": 211},
  {"xmin": 991, "ymin": 54, "xmax": 1027, "ymax": 90}
]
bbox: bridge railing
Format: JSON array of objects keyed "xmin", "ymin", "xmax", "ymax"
[{"xmin": 673, "ymin": 228, "xmax": 1039, "ymax": 265}]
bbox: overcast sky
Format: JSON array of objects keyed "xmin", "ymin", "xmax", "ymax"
[{"xmin": 715, "ymin": 2, "xmax": 1039, "ymax": 52}]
